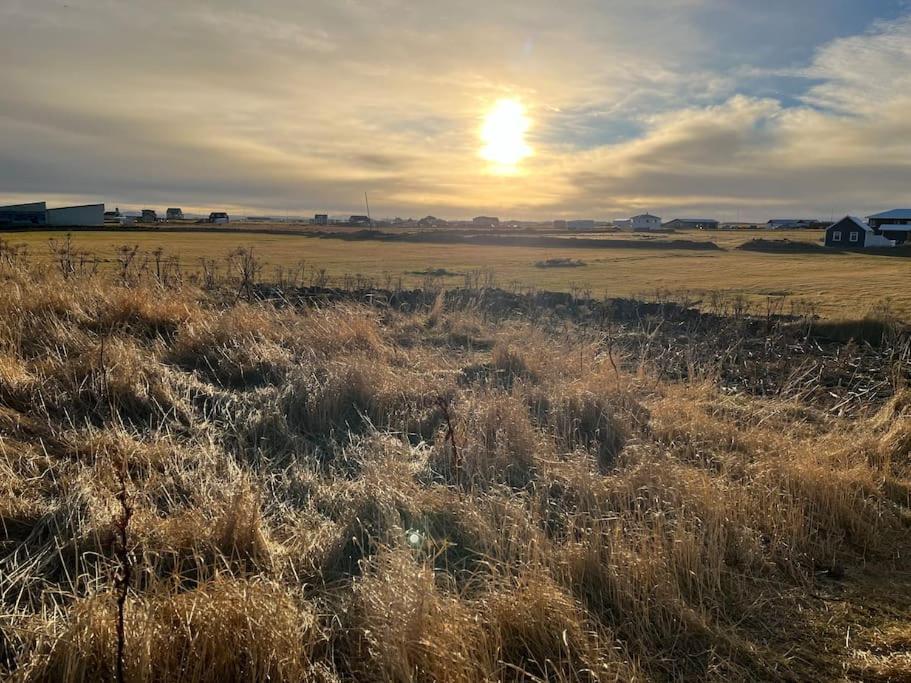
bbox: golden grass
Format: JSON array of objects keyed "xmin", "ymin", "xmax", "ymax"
[{"xmin": 0, "ymin": 258, "xmax": 908, "ymax": 681}]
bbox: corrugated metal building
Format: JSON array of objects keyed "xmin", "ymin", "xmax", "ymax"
[
  {"xmin": 46, "ymin": 204, "xmax": 105, "ymax": 226},
  {"xmin": 0, "ymin": 202, "xmax": 47, "ymax": 225}
]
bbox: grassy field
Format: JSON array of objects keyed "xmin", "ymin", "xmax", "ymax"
[
  {"xmin": 3, "ymin": 227, "xmax": 910, "ymax": 319},
  {"xmin": 0, "ymin": 259, "xmax": 908, "ymax": 681}
]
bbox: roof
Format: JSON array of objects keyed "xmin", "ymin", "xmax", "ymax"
[
  {"xmin": 876, "ymin": 223, "xmax": 911, "ymax": 232},
  {"xmin": 0, "ymin": 202, "xmax": 46, "ymax": 211},
  {"xmin": 867, "ymin": 209, "xmax": 911, "ymax": 220},
  {"xmin": 632, "ymin": 213, "xmax": 660, "ymax": 219},
  {"xmin": 665, "ymin": 218, "xmax": 718, "ymax": 223},
  {"xmin": 46, "ymin": 204, "xmax": 104, "ymax": 211},
  {"xmin": 829, "ymin": 216, "xmax": 872, "ymax": 232}
]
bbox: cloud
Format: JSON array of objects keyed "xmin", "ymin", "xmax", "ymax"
[{"xmin": 1, "ymin": 1, "xmax": 910, "ymax": 219}]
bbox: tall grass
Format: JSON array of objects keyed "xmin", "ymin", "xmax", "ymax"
[{"xmin": 0, "ymin": 254, "xmax": 908, "ymax": 681}]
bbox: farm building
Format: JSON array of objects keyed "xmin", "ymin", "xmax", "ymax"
[
  {"xmin": 46, "ymin": 204, "xmax": 104, "ymax": 226},
  {"xmin": 166, "ymin": 208, "xmax": 184, "ymax": 220},
  {"xmin": 825, "ymin": 216, "xmax": 895, "ymax": 248},
  {"xmin": 314, "ymin": 214, "xmax": 329, "ymax": 225},
  {"xmin": 0, "ymin": 202, "xmax": 48, "ymax": 225},
  {"xmin": 767, "ymin": 219, "xmax": 816, "ymax": 229},
  {"xmin": 473, "ymin": 216, "xmax": 500, "ymax": 228},
  {"xmin": 208, "ymin": 212, "xmax": 230, "ymax": 224},
  {"xmin": 630, "ymin": 214, "xmax": 662, "ymax": 231},
  {"xmin": 663, "ymin": 218, "xmax": 719, "ymax": 230},
  {"xmin": 866, "ymin": 209, "xmax": 911, "ymax": 245}
]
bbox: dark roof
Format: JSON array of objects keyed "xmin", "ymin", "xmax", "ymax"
[
  {"xmin": 46, "ymin": 204, "xmax": 104, "ymax": 211},
  {"xmin": 867, "ymin": 209, "xmax": 911, "ymax": 220},
  {"xmin": 0, "ymin": 202, "xmax": 47, "ymax": 211}
]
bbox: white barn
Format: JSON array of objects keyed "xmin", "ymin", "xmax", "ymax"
[{"xmin": 630, "ymin": 213, "xmax": 662, "ymax": 231}]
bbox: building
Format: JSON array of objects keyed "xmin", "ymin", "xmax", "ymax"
[
  {"xmin": 141, "ymin": 209, "xmax": 158, "ymax": 223},
  {"xmin": 566, "ymin": 219, "xmax": 597, "ymax": 231},
  {"xmin": 314, "ymin": 214, "xmax": 329, "ymax": 226},
  {"xmin": 472, "ymin": 216, "xmax": 500, "ymax": 228},
  {"xmin": 349, "ymin": 215, "xmax": 371, "ymax": 226},
  {"xmin": 767, "ymin": 219, "xmax": 816, "ymax": 230},
  {"xmin": 663, "ymin": 218, "xmax": 719, "ymax": 231},
  {"xmin": 166, "ymin": 208, "xmax": 184, "ymax": 220},
  {"xmin": 866, "ymin": 209, "xmax": 911, "ymax": 245},
  {"xmin": 825, "ymin": 216, "xmax": 895, "ymax": 248},
  {"xmin": 0, "ymin": 202, "xmax": 47, "ymax": 225},
  {"xmin": 46, "ymin": 204, "xmax": 104, "ymax": 226},
  {"xmin": 208, "ymin": 212, "xmax": 230, "ymax": 224},
  {"xmin": 630, "ymin": 213, "xmax": 662, "ymax": 231}
]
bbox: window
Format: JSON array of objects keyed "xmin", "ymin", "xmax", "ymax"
[
  {"xmin": 849, "ymin": 232, "xmax": 859, "ymax": 243},
  {"xmin": 832, "ymin": 232, "xmax": 842, "ymax": 242}
]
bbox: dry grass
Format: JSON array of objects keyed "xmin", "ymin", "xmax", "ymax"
[{"xmin": 0, "ymin": 258, "xmax": 909, "ymax": 681}]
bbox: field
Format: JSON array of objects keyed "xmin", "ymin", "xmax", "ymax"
[
  {"xmin": 3, "ymin": 227, "xmax": 910, "ymax": 319},
  {"xmin": 0, "ymin": 248, "xmax": 909, "ymax": 681}
]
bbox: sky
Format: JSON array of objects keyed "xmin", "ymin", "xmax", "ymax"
[{"xmin": 2, "ymin": 0, "xmax": 911, "ymax": 221}]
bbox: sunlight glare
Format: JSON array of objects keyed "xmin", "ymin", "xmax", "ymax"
[{"xmin": 480, "ymin": 98, "xmax": 532, "ymax": 170}]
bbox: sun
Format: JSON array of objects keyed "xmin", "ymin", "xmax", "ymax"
[{"xmin": 480, "ymin": 98, "xmax": 532, "ymax": 170}]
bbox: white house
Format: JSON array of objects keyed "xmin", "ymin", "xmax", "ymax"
[{"xmin": 630, "ymin": 213, "xmax": 662, "ymax": 231}]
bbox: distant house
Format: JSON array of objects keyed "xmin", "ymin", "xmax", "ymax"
[
  {"xmin": 0, "ymin": 202, "xmax": 47, "ymax": 225},
  {"xmin": 141, "ymin": 209, "xmax": 158, "ymax": 223},
  {"xmin": 767, "ymin": 219, "xmax": 816, "ymax": 230},
  {"xmin": 567, "ymin": 219, "xmax": 597, "ymax": 231},
  {"xmin": 866, "ymin": 209, "xmax": 911, "ymax": 245},
  {"xmin": 630, "ymin": 214, "xmax": 662, "ymax": 231},
  {"xmin": 314, "ymin": 214, "xmax": 329, "ymax": 226},
  {"xmin": 472, "ymin": 216, "xmax": 500, "ymax": 228},
  {"xmin": 208, "ymin": 212, "xmax": 230, "ymax": 224},
  {"xmin": 663, "ymin": 218, "xmax": 719, "ymax": 231},
  {"xmin": 825, "ymin": 216, "xmax": 895, "ymax": 248},
  {"xmin": 166, "ymin": 208, "xmax": 184, "ymax": 221},
  {"xmin": 418, "ymin": 215, "xmax": 446, "ymax": 228},
  {"xmin": 349, "ymin": 215, "xmax": 371, "ymax": 226}
]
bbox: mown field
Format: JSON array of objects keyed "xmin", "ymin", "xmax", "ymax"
[
  {"xmin": 0, "ymin": 249, "xmax": 909, "ymax": 681},
  {"xmin": 3, "ymin": 228, "xmax": 910, "ymax": 319}
]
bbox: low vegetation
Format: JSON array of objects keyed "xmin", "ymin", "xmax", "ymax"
[{"xmin": 0, "ymin": 247, "xmax": 909, "ymax": 681}]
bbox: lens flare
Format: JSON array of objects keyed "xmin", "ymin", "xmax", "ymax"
[{"xmin": 480, "ymin": 98, "xmax": 532, "ymax": 169}]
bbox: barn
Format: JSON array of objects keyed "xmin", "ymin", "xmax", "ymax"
[
  {"xmin": 46, "ymin": 204, "xmax": 105, "ymax": 227},
  {"xmin": 825, "ymin": 216, "xmax": 895, "ymax": 248},
  {"xmin": 0, "ymin": 202, "xmax": 47, "ymax": 225}
]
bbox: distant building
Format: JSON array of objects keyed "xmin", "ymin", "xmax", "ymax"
[
  {"xmin": 825, "ymin": 216, "xmax": 895, "ymax": 248},
  {"xmin": 567, "ymin": 219, "xmax": 597, "ymax": 231},
  {"xmin": 553, "ymin": 220, "xmax": 567, "ymax": 230},
  {"xmin": 0, "ymin": 202, "xmax": 47, "ymax": 225},
  {"xmin": 141, "ymin": 209, "xmax": 158, "ymax": 223},
  {"xmin": 166, "ymin": 208, "xmax": 184, "ymax": 220},
  {"xmin": 349, "ymin": 215, "xmax": 371, "ymax": 226},
  {"xmin": 46, "ymin": 204, "xmax": 104, "ymax": 227},
  {"xmin": 630, "ymin": 213, "xmax": 662, "ymax": 231},
  {"xmin": 663, "ymin": 218, "xmax": 719, "ymax": 231},
  {"xmin": 767, "ymin": 219, "xmax": 816, "ymax": 230},
  {"xmin": 866, "ymin": 209, "xmax": 911, "ymax": 245},
  {"xmin": 314, "ymin": 214, "xmax": 329, "ymax": 226},
  {"xmin": 472, "ymin": 216, "xmax": 500, "ymax": 228},
  {"xmin": 208, "ymin": 212, "xmax": 230, "ymax": 224},
  {"xmin": 418, "ymin": 215, "xmax": 447, "ymax": 228}
]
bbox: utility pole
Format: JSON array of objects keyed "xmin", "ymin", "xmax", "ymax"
[{"xmin": 365, "ymin": 193, "xmax": 372, "ymax": 226}]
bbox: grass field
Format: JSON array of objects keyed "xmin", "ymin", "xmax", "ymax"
[
  {"xmin": 3, "ymin": 227, "xmax": 910, "ymax": 319},
  {"xmin": 0, "ymin": 258, "xmax": 908, "ymax": 681}
]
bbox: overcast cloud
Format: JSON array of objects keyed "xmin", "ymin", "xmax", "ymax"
[{"xmin": 1, "ymin": 0, "xmax": 910, "ymax": 219}]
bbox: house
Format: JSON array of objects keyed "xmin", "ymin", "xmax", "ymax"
[
  {"xmin": 472, "ymin": 216, "xmax": 500, "ymax": 228},
  {"xmin": 314, "ymin": 214, "xmax": 329, "ymax": 226},
  {"xmin": 141, "ymin": 209, "xmax": 158, "ymax": 223},
  {"xmin": 166, "ymin": 208, "xmax": 184, "ymax": 220},
  {"xmin": 663, "ymin": 218, "xmax": 719, "ymax": 231},
  {"xmin": 0, "ymin": 202, "xmax": 48, "ymax": 225},
  {"xmin": 767, "ymin": 219, "xmax": 816, "ymax": 230},
  {"xmin": 825, "ymin": 216, "xmax": 895, "ymax": 248},
  {"xmin": 349, "ymin": 215, "xmax": 371, "ymax": 226},
  {"xmin": 208, "ymin": 212, "xmax": 230, "ymax": 224},
  {"xmin": 866, "ymin": 209, "xmax": 911, "ymax": 245},
  {"xmin": 46, "ymin": 204, "xmax": 104, "ymax": 226},
  {"xmin": 630, "ymin": 214, "xmax": 662, "ymax": 231},
  {"xmin": 567, "ymin": 219, "xmax": 596, "ymax": 231}
]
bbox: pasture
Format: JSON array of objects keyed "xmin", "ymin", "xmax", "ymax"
[{"xmin": 3, "ymin": 227, "xmax": 909, "ymax": 319}]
